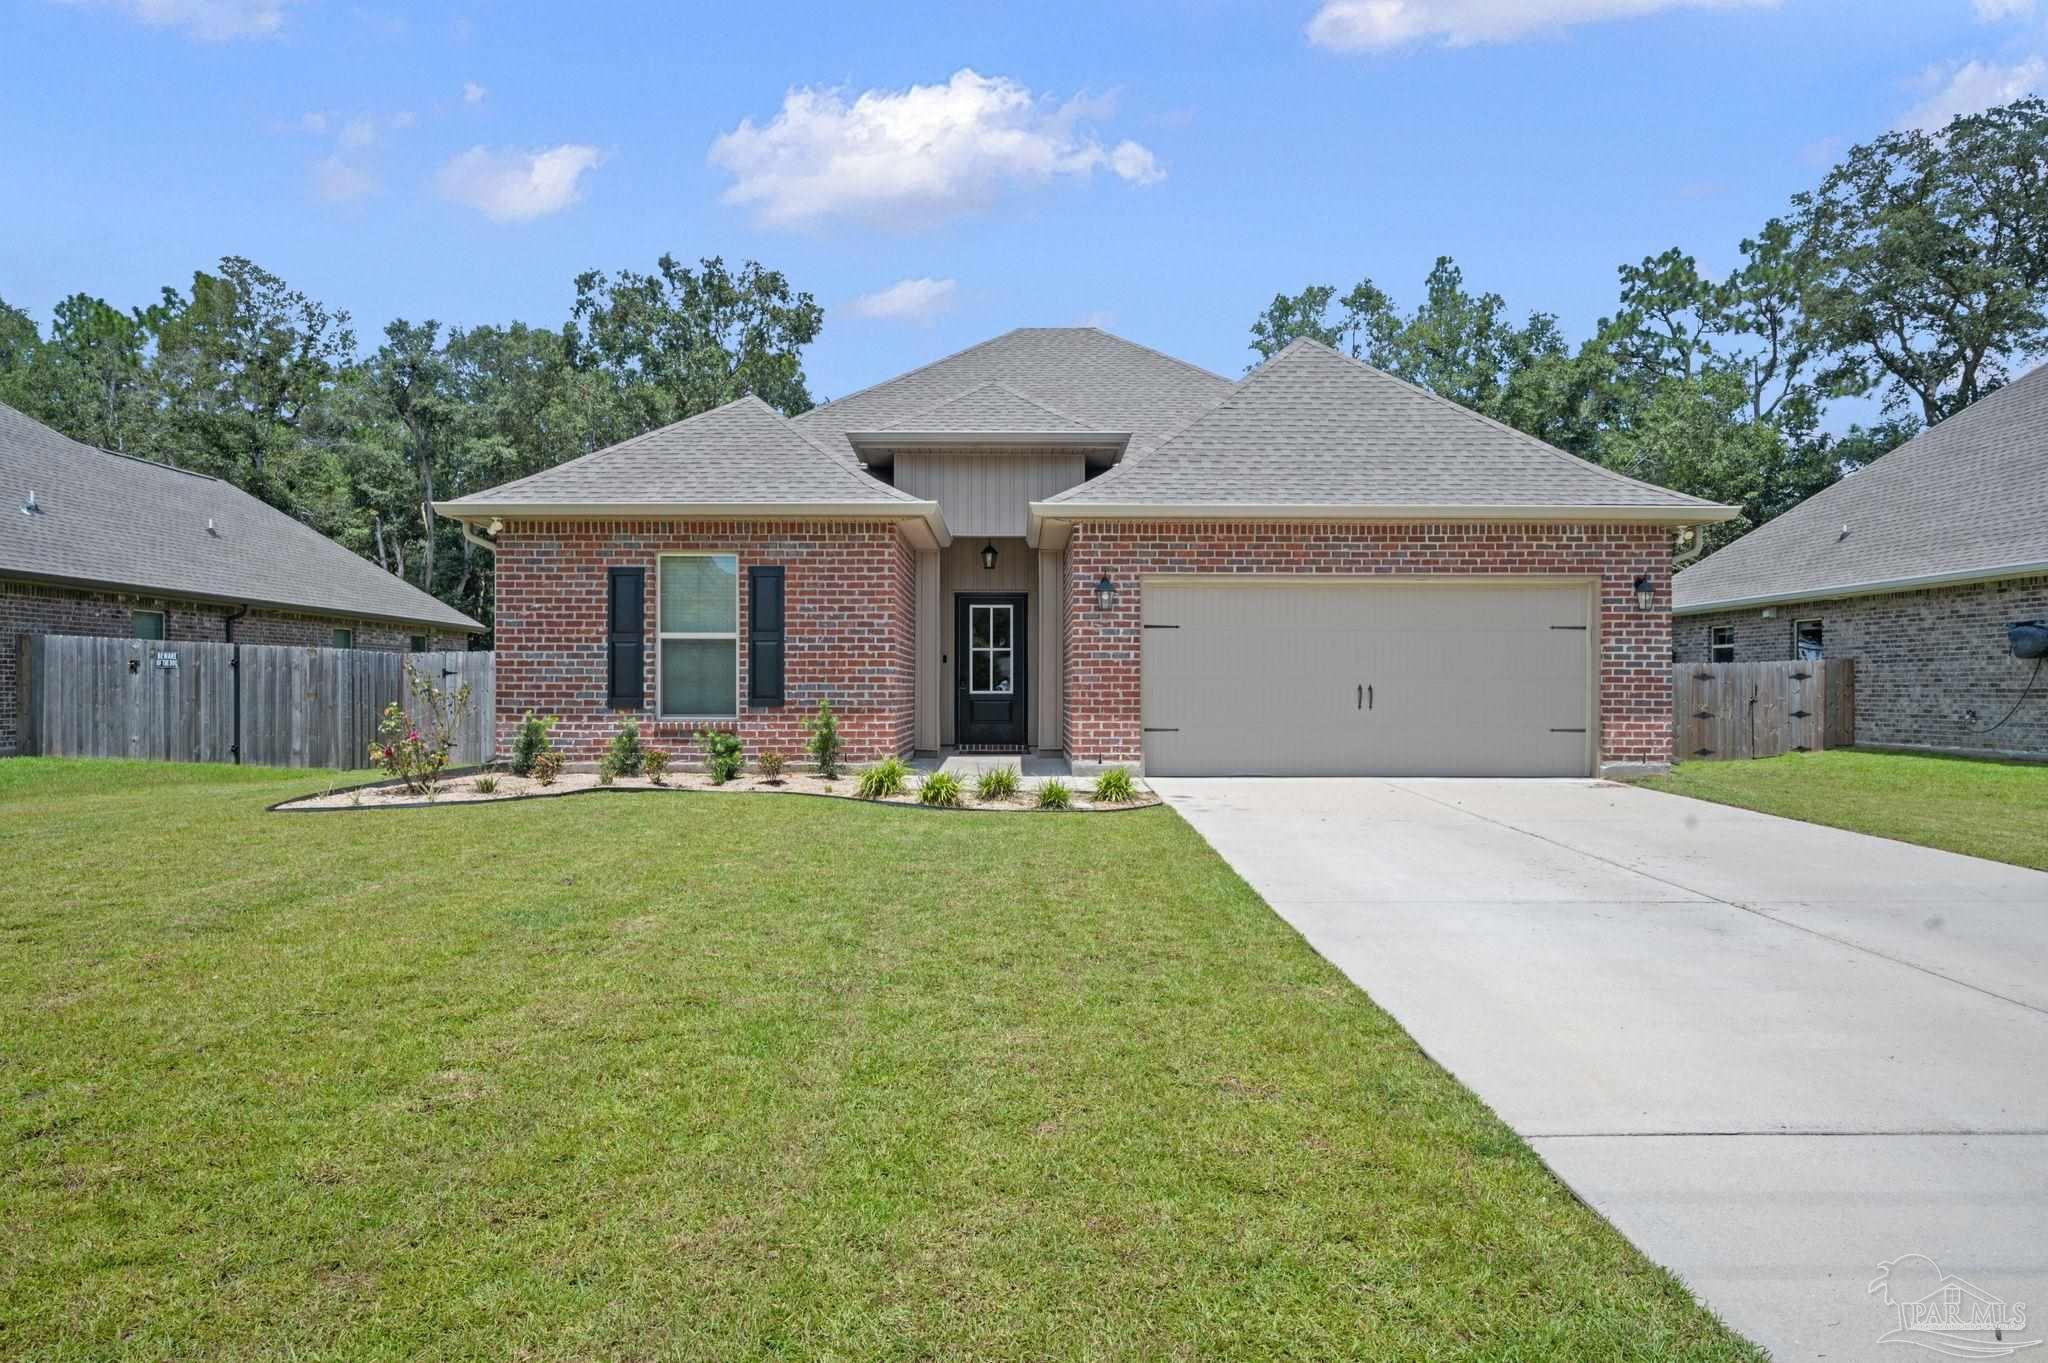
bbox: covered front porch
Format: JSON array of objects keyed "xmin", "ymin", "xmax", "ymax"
[{"xmin": 910, "ymin": 533, "xmax": 1066, "ymax": 758}]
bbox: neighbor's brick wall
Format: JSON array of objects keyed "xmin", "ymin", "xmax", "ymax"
[
  {"xmin": 1062, "ymin": 521, "xmax": 1675, "ymax": 769},
  {"xmin": 0, "ymin": 575, "xmax": 466, "ymax": 756},
  {"xmin": 491, "ymin": 520, "xmax": 917, "ymax": 764},
  {"xmin": 1675, "ymin": 574, "xmax": 2048, "ymax": 755}
]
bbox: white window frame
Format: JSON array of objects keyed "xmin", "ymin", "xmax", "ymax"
[
  {"xmin": 967, "ymin": 601, "xmax": 1015, "ymax": 696},
  {"xmin": 656, "ymin": 551, "xmax": 740, "ymax": 720},
  {"xmin": 131, "ymin": 609, "xmax": 165, "ymax": 640},
  {"xmin": 1709, "ymin": 625, "xmax": 1735, "ymax": 663},
  {"xmin": 1792, "ymin": 617, "xmax": 1824, "ymax": 661}
]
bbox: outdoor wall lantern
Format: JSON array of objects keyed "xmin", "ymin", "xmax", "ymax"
[
  {"xmin": 981, "ymin": 541, "xmax": 998, "ymax": 571},
  {"xmin": 1094, "ymin": 573, "xmax": 1117, "ymax": 612},
  {"xmin": 1632, "ymin": 574, "xmax": 1655, "ymax": 610}
]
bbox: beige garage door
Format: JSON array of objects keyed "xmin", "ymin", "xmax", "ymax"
[{"xmin": 1141, "ymin": 578, "xmax": 1596, "ymax": 777}]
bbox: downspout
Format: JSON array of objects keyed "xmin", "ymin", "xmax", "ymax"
[
  {"xmin": 223, "ymin": 604, "xmax": 248, "ymax": 765},
  {"xmin": 459, "ymin": 517, "xmax": 500, "ymax": 557},
  {"xmin": 1672, "ymin": 525, "xmax": 1707, "ymax": 569}
]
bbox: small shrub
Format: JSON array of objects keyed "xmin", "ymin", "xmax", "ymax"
[
  {"xmin": 1089, "ymin": 766, "xmax": 1138, "ymax": 804},
  {"xmin": 642, "ymin": 749, "xmax": 670, "ymax": 785},
  {"xmin": 510, "ymin": 711, "xmax": 557, "ymax": 777},
  {"xmin": 803, "ymin": 699, "xmax": 842, "ymax": 779},
  {"xmin": 974, "ymin": 766, "xmax": 1020, "ymax": 802},
  {"xmin": 1035, "ymin": 778, "xmax": 1072, "ymax": 810},
  {"xmin": 473, "ymin": 774, "xmax": 499, "ymax": 795},
  {"xmin": 756, "ymin": 748, "xmax": 788, "ymax": 783},
  {"xmin": 365, "ymin": 663, "xmax": 473, "ymax": 796},
  {"xmin": 695, "ymin": 729, "xmax": 743, "ymax": 785},
  {"xmin": 855, "ymin": 755, "xmax": 910, "ymax": 800},
  {"xmin": 918, "ymin": 771, "xmax": 964, "ymax": 807},
  {"xmin": 603, "ymin": 717, "xmax": 646, "ymax": 777},
  {"xmin": 597, "ymin": 765, "xmax": 616, "ymax": 786},
  {"xmin": 531, "ymin": 749, "xmax": 563, "ymax": 787}
]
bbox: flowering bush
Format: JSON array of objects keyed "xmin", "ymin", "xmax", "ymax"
[
  {"xmin": 366, "ymin": 663, "xmax": 473, "ymax": 796},
  {"xmin": 531, "ymin": 749, "xmax": 564, "ymax": 786}
]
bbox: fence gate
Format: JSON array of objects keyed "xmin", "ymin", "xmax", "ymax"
[
  {"xmin": 1672, "ymin": 658, "xmax": 1855, "ymax": 761},
  {"xmin": 17, "ymin": 635, "xmax": 493, "ymax": 769}
]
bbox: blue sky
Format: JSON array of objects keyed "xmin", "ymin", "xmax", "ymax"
[{"xmin": 4, "ymin": 0, "xmax": 2046, "ymax": 404}]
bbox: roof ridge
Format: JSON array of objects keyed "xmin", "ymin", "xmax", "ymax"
[
  {"xmin": 1294, "ymin": 339, "xmax": 1724, "ymax": 508},
  {"xmin": 879, "ymin": 379, "xmax": 1098, "ymax": 432}
]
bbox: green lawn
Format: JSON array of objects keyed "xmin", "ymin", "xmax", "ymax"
[
  {"xmin": 1644, "ymin": 748, "xmax": 2048, "ymax": 870},
  {"xmin": 0, "ymin": 759, "xmax": 1759, "ymax": 1362}
]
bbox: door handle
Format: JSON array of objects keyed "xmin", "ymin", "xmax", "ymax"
[
  {"xmin": 1368, "ymin": 684, "xmax": 1374, "ymax": 711},
  {"xmin": 1356, "ymin": 683, "xmax": 1362, "ymax": 711}
]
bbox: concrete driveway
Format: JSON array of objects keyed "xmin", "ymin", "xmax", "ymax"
[{"xmin": 1151, "ymin": 777, "xmax": 2048, "ymax": 1362}]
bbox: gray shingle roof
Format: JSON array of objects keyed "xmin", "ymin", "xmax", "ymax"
[
  {"xmin": 1675, "ymin": 363, "xmax": 2048, "ymax": 612},
  {"xmin": 874, "ymin": 381, "xmax": 1099, "ymax": 435},
  {"xmin": 795, "ymin": 327, "xmax": 1232, "ymax": 459},
  {"xmin": 0, "ymin": 402, "xmax": 479, "ymax": 631},
  {"xmin": 1044, "ymin": 339, "xmax": 1730, "ymax": 517},
  {"xmin": 438, "ymin": 395, "xmax": 928, "ymax": 510}
]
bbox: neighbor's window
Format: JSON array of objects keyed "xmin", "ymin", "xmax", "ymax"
[
  {"xmin": 410, "ymin": 634, "xmax": 428, "ymax": 653},
  {"xmin": 658, "ymin": 553, "xmax": 738, "ymax": 718},
  {"xmin": 332, "ymin": 627, "xmax": 353, "ymax": 649},
  {"xmin": 131, "ymin": 609, "xmax": 165, "ymax": 640},
  {"xmin": 1710, "ymin": 625, "xmax": 1735, "ymax": 663},
  {"xmin": 1793, "ymin": 618, "xmax": 1823, "ymax": 661}
]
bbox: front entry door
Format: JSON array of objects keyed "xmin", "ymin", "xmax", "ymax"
[{"xmin": 955, "ymin": 593, "xmax": 1029, "ymax": 747}]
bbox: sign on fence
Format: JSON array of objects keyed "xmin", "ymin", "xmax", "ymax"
[
  {"xmin": 15, "ymin": 635, "xmax": 494, "ymax": 769},
  {"xmin": 1672, "ymin": 658, "xmax": 1855, "ymax": 761}
]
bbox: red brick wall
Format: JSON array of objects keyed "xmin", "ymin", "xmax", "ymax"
[
  {"xmin": 1061, "ymin": 521, "xmax": 1674, "ymax": 769},
  {"xmin": 492, "ymin": 520, "xmax": 917, "ymax": 764},
  {"xmin": 1, "ymin": 576, "xmax": 467, "ymax": 756}
]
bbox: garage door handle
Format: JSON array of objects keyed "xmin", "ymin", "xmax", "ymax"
[{"xmin": 1356, "ymin": 683, "xmax": 1362, "ymax": 711}]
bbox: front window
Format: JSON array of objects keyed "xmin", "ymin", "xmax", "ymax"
[
  {"xmin": 131, "ymin": 610, "xmax": 165, "ymax": 640},
  {"xmin": 1793, "ymin": 618, "xmax": 1823, "ymax": 661},
  {"xmin": 1710, "ymin": 626, "xmax": 1734, "ymax": 663},
  {"xmin": 968, "ymin": 602, "xmax": 1014, "ymax": 694},
  {"xmin": 658, "ymin": 553, "xmax": 739, "ymax": 718}
]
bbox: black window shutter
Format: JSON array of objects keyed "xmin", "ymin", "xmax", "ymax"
[
  {"xmin": 748, "ymin": 566, "xmax": 785, "ymax": 707},
  {"xmin": 607, "ymin": 568, "xmax": 645, "ymax": 709}
]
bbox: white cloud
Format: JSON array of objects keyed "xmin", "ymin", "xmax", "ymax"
[
  {"xmin": 436, "ymin": 144, "xmax": 605, "ymax": 222},
  {"xmin": 1076, "ymin": 309, "xmax": 1118, "ymax": 330},
  {"xmin": 462, "ymin": 81, "xmax": 488, "ymax": 105},
  {"xmin": 708, "ymin": 68, "xmax": 1166, "ymax": 229},
  {"xmin": 847, "ymin": 277, "xmax": 958, "ymax": 325},
  {"xmin": 312, "ymin": 155, "xmax": 375, "ymax": 203},
  {"xmin": 61, "ymin": 0, "xmax": 295, "ymax": 40},
  {"xmin": 1899, "ymin": 56, "xmax": 2045, "ymax": 131},
  {"xmin": 1306, "ymin": 0, "xmax": 1777, "ymax": 50},
  {"xmin": 339, "ymin": 116, "xmax": 378, "ymax": 149},
  {"xmin": 1974, "ymin": 0, "xmax": 2033, "ymax": 19},
  {"xmin": 300, "ymin": 111, "xmax": 329, "ymax": 134}
]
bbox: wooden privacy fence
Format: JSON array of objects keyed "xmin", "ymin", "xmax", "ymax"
[
  {"xmin": 16, "ymin": 635, "xmax": 494, "ymax": 769},
  {"xmin": 1672, "ymin": 659, "xmax": 1855, "ymax": 761}
]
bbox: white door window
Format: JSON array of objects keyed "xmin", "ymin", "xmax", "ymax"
[{"xmin": 968, "ymin": 603, "xmax": 1014, "ymax": 694}]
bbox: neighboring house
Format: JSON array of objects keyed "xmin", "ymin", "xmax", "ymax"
[
  {"xmin": 2, "ymin": 402, "xmax": 480, "ymax": 757},
  {"xmin": 1674, "ymin": 365, "xmax": 2048, "ymax": 758},
  {"xmin": 437, "ymin": 329, "xmax": 1731, "ymax": 777}
]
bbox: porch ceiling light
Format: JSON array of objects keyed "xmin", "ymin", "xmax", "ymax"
[
  {"xmin": 1632, "ymin": 574, "xmax": 1654, "ymax": 610},
  {"xmin": 981, "ymin": 540, "xmax": 998, "ymax": 571},
  {"xmin": 1094, "ymin": 573, "xmax": 1116, "ymax": 612}
]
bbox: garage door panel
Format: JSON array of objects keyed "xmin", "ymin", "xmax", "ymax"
[{"xmin": 1141, "ymin": 580, "xmax": 1593, "ymax": 777}]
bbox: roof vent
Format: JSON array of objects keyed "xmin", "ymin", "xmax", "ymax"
[
  {"xmin": 207, "ymin": 518, "xmax": 219, "ymax": 537},
  {"xmin": 22, "ymin": 490, "xmax": 40, "ymax": 515},
  {"xmin": 1838, "ymin": 522, "xmax": 1851, "ymax": 541}
]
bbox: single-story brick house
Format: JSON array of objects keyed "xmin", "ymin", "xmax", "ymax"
[
  {"xmin": 2, "ymin": 402, "xmax": 479, "ymax": 756},
  {"xmin": 437, "ymin": 329, "xmax": 1731, "ymax": 777},
  {"xmin": 1674, "ymin": 365, "xmax": 2048, "ymax": 758}
]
